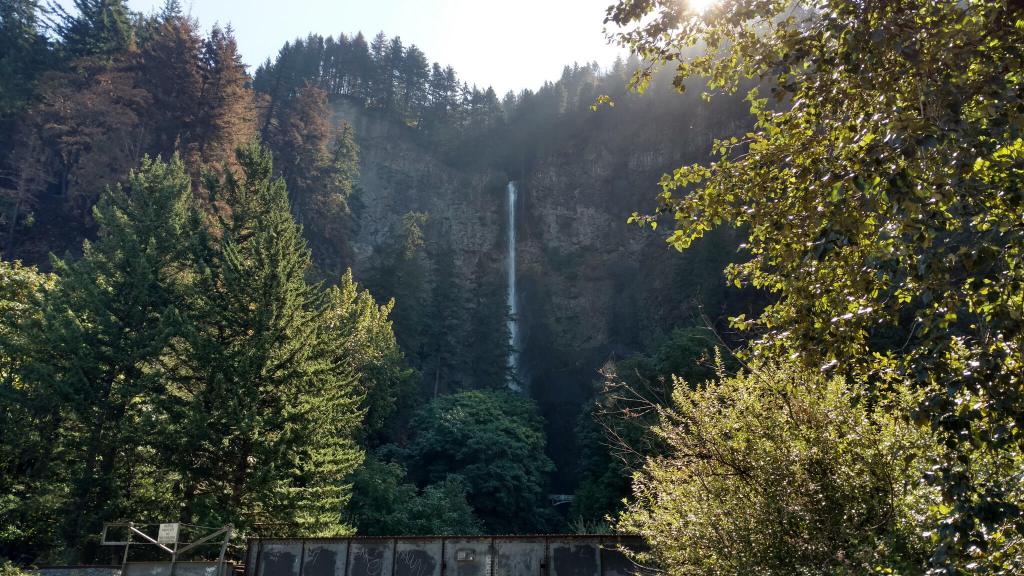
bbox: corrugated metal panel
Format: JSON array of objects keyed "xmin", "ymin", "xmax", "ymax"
[
  {"xmin": 394, "ymin": 539, "xmax": 442, "ymax": 576},
  {"xmin": 492, "ymin": 538, "xmax": 545, "ymax": 576},
  {"xmin": 348, "ymin": 538, "xmax": 394, "ymax": 576},
  {"xmin": 246, "ymin": 537, "xmax": 648, "ymax": 576},
  {"xmin": 549, "ymin": 539, "xmax": 599, "ymax": 576}
]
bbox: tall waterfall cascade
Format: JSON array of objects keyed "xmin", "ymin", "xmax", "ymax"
[{"xmin": 506, "ymin": 181, "xmax": 520, "ymax": 390}]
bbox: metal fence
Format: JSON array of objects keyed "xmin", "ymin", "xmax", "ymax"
[
  {"xmin": 36, "ymin": 562, "xmax": 233, "ymax": 576},
  {"xmin": 244, "ymin": 536, "xmax": 651, "ymax": 576}
]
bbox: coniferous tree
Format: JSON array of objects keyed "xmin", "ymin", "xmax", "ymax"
[
  {"xmin": 0, "ymin": 129, "xmax": 49, "ymax": 251},
  {"xmin": 348, "ymin": 32, "xmax": 372, "ymax": 101},
  {"xmin": 263, "ymin": 84, "xmax": 358, "ymax": 275},
  {"xmin": 0, "ymin": 260, "xmax": 60, "ymax": 561},
  {"xmin": 367, "ymin": 32, "xmax": 389, "ymax": 109},
  {"xmin": 58, "ymin": 0, "xmax": 134, "ymax": 60},
  {"xmin": 170, "ymin": 143, "xmax": 363, "ymax": 536},
  {"xmin": 397, "ymin": 45, "xmax": 428, "ymax": 122},
  {"xmin": 366, "ymin": 212, "xmax": 431, "ymax": 370},
  {"xmin": 421, "ymin": 250, "xmax": 470, "ymax": 394},
  {"xmin": 0, "ymin": 0, "xmax": 51, "ymax": 120},
  {"xmin": 381, "ymin": 36, "xmax": 403, "ymax": 112},
  {"xmin": 21, "ymin": 155, "xmax": 196, "ymax": 559},
  {"xmin": 31, "ymin": 58, "xmax": 150, "ymax": 221},
  {"xmin": 137, "ymin": 10, "xmax": 204, "ymax": 164},
  {"xmin": 466, "ymin": 256, "xmax": 511, "ymax": 389},
  {"xmin": 195, "ymin": 24, "xmax": 255, "ymax": 172}
]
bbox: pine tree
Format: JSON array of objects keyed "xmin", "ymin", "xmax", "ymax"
[
  {"xmin": 382, "ymin": 36, "xmax": 404, "ymax": 112},
  {"xmin": 137, "ymin": 10, "xmax": 204, "ymax": 164},
  {"xmin": 0, "ymin": 129, "xmax": 50, "ymax": 251},
  {"xmin": 367, "ymin": 32, "xmax": 388, "ymax": 109},
  {"xmin": 397, "ymin": 45, "xmax": 428, "ymax": 121},
  {"xmin": 466, "ymin": 256, "xmax": 511, "ymax": 389},
  {"xmin": 31, "ymin": 58, "xmax": 151, "ymax": 222},
  {"xmin": 23, "ymin": 155, "xmax": 196, "ymax": 559},
  {"xmin": 171, "ymin": 143, "xmax": 363, "ymax": 535},
  {"xmin": 364, "ymin": 212, "xmax": 429, "ymax": 368},
  {"xmin": 421, "ymin": 249, "xmax": 470, "ymax": 394},
  {"xmin": 348, "ymin": 32, "xmax": 372, "ymax": 102},
  {"xmin": 58, "ymin": 0, "xmax": 134, "ymax": 60},
  {"xmin": 0, "ymin": 0, "xmax": 52, "ymax": 119},
  {"xmin": 195, "ymin": 25, "xmax": 255, "ymax": 172},
  {"xmin": 263, "ymin": 85, "xmax": 358, "ymax": 276}
]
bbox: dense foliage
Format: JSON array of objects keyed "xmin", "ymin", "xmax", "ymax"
[
  {"xmin": 402, "ymin": 391, "xmax": 557, "ymax": 534},
  {"xmin": 345, "ymin": 456, "xmax": 481, "ymax": 536},
  {"xmin": 612, "ymin": 0, "xmax": 1024, "ymax": 572},
  {"xmin": 0, "ymin": 146, "xmax": 415, "ymax": 561},
  {"xmin": 619, "ymin": 362, "xmax": 939, "ymax": 575},
  {"xmin": 14, "ymin": 0, "xmax": 1006, "ymax": 569},
  {"xmin": 571, "ymin": 327, "xmax": 722, "ymax": 525}
]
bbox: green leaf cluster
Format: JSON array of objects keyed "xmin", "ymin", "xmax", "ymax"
[
  {"xmin": 403, "ymin": 390, "xmax": 556, "ymax": 534},
  {"xmin": 344, "ymin": 456, "xmax": 481, "ymax": 536},
  {"xmin": 609, "ymin": 0, "xmax": 1024, "ymax": 570},
  {"xmin": 619, "ymin": 362, "xmax": 941, "ymax": 575}
]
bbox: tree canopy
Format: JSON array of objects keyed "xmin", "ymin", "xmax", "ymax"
[
  {"xmin": 404, "ymin": 390, "xmax": 556, "ymax": 534},
  {"xmin": 619, "ymin": 361, "xmax": 939, "ymax": 575},
  {"xmin": 612, "ymin": 0, "xmax": 1024, "ymax": 571}
]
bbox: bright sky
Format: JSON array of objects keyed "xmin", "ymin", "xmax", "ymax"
[{"xmin": 62, "ymin": 0, "xmax": 626, "ymax": 94}]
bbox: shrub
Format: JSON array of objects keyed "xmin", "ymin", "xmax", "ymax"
[{"xmin": 618, "ymin": 362, "xmax": 939, "ymax": 575}]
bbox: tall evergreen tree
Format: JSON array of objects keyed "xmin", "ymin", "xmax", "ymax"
[
  {"xmin": 397, "ymin": 45, "xmax": 428, "ymax": 121},
  {"xmin": 137, "ymin": 10, "xmax": 204, "ymax": 164},
  {"xmin": 466, "ymin": 256, "xmax": 511, "ymax": 389},
  {"xmin": 20, "ymin": 155, "xmax": 196, "ymax": 559},
  {"xmin": 31, "ymin": 58, "xmax": 150, "ymax": 221},
  {"xmin": 263, "ymin": 85, "xmax": 358, "ymax": 275},
  {"xmin": 366, "ymin": 212, "xmax": 431, "ymax": 371},
  {"xmin": 0, "ymin": 260, "xmax": 60, "ymax": 561},
  {"xmin": 348, "ymin": 32, "xmax": 372, "ymax": 101},
  {"xmin": 0, "ymin": 0, "xmax": 51, "ymax": 120},
  {"xmin": 421, "ymin": 249, "xmax": 470, "ymax": 394},
  {"xmin": 195, "ymin": 24, "xmax": 255, "ymax": 172},
  {"xmin": 169, "ymin": 143, "xmax": 363, "ymax": 535},
  {"xmin": 58, "ymin": 0, "xmax": 134, "ymax": 60}
]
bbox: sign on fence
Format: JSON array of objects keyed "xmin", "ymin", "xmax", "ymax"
[{"xmin": 157, "ymin": 523, "xmax": 180, "ymax": 545}]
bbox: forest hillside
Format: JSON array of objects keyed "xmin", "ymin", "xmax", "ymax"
[{"xmin": 3, "ymin": 1, "xmax": 1024, "ymax": 574}]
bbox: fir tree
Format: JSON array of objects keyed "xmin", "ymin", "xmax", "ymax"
[
  {"xmin": 171, "ymin": 143, "xmax": 363, "ymax": 535},
  {"xmin": 137, "ymin": 10, "xmax": 204, "ymax": 164},
  {"xmin": 24, "ymin": 155, "xmax": 196, "ymax": 559},
  {"xmin": 421, "ymin": 249, "xmax": 470, "ymax": 394},
  {"xmin": 466, "ymin": 256, "xmax": 511, "ymax": 389},
  {"xmin": 0, "ymin": 0, "xmax": 52, "ymax": 119},
  {"xmin": 58, "ymin": 0, "xmax": 134, "ymax": 60},
  {"xmin": 196, "ymin": 24, "xmax": 255, "ymax": 172},
  {"xmin": 264, "ymin": 85, "xmax": 358, "ymax": 276}
]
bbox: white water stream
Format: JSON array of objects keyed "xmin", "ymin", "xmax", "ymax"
[{"xmin": 506, "ymin": 181, "xmax": 520, "ymax": 389}]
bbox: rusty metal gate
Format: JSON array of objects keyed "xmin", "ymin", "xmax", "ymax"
[{"xmin": 244, "ymin": 536, "xmax": 650, "ymax": 576}]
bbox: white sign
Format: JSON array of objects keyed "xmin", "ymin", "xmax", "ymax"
[{"xmin": 157, "ymin": 523, "xmax": 179, "ymax": 544}]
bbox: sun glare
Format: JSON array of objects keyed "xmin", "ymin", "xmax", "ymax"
[{"xmin": 688, "ymin": 0, "xmax": 717, "ymax": 14}]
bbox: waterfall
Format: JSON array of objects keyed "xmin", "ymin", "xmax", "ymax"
[{"xmin": 506, "ymin": 181, "xmax": 520, "ymax": 389}]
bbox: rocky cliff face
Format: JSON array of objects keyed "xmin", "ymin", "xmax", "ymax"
[
  {"xmin": 333, "ymin": 100, "xmax": 506, "ymax": 278},
  {"xmin": 334, "ymin": 91, "xmax": 755, "ymax": 488}
]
